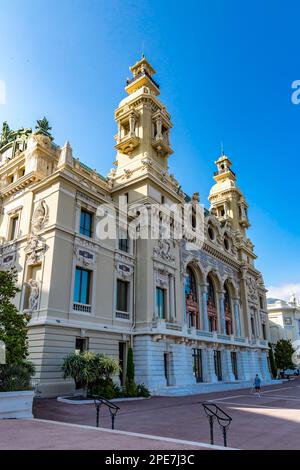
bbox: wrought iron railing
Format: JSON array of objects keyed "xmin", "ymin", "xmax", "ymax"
[
  {"xmin": 93, "ymin": 396, "xmax": 120, "ymax": 430},
  {"xmin": 202, "ymin": 402, "xmax": 232, "ymax": 447}
]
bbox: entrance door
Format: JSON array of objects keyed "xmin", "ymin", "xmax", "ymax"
[
  {"xmin": 214, "ymin": 350, "xmax": 222, "ymax": 381},
  {"xmin": 193, "ymin": 349, "xmax": 203, "ymax": 383},
  {"xmin": 164, "ymin": 352, "xmax": 170, "ymax": 386},
  {"xmin": 231, "ymin": 351, "xmax": 238, "ymax": 380}
]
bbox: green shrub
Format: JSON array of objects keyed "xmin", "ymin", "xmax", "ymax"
[
  {"xmin": 90, "ymin": 378, "xmax": 122, "ymax": 399},
  {"xmin": 274, "ymin": 339, "xmax": 295, "ymax": 370},
  {"xmin": 124, "ymin": 378, "xmax": 137, "ymax": 397},
  {"xmin": 0, "ymin": 362, "xmax": 35, "ymax": 392},
  {"xmin": 136, "ymin": 383, "xmax": 151, "ymax": 398},
  {"xmin": 0, "ymin": 269, "xmax": 30, "ymax": 364},
  {"xmin": 62, "ymin": 351, "xmax": 120, "ymax": 397},
  {"xmin": 268, "ymin": 342, "xmax": 277, "ymax": 378}
]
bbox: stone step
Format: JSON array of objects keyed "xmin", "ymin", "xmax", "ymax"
[{"xmin": 152, "ymin": 379, "xmax": 279, "ymax": 397}]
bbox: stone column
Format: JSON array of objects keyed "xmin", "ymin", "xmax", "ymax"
[
  {"xmin": 240, "ymin": 267, "xmax": 252, "ymax": 338},
  {"xmin": 260, "ymin": 350, "xmax": 271, "ymax": 381},
  {"xmin": 75, "ymin": 201, "xmax": 81, "ymax": 233},
  {"xmin": 234, "ymin": 298, "xmax": 242, "ymax": 337},
  {"xmin": 204, "ymin": 348, "xmax": 218, "ymax": 383},
  {"xmin": 236, "ymin": 350, "xmax": 246, "ymax": 380},
  {"xmin": 169, "ymin": 274, "xmax": 175, "ymax": 321},
  {"xmin": 182, "ymin": 272, "xmax": 188, "ymax": 323},
  {"xmin": 221, "ymin": 349, "xmax": 236, "ymax": 382},
  {"xmin": 201, "ymin": 284, "xmax": 209, "ymax": 331},
  {"xmin": 129, "ymin": 113, "xmax": 136, "ymax": 136},
  {"xmin": 156, "ymin": 117, "xmax": 162, "ymax": 140},
  {"xmin": 218, "ymin": 292, "xmax": 226, "ymax": 334},
  {"xmin": 240, "ymin": 349, "xmax": 252, "ymax": 381}
]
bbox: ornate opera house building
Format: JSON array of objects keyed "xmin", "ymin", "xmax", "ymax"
[{"xmin": 0, "ymin": 57, "xmax": 272, "ymax": 396}]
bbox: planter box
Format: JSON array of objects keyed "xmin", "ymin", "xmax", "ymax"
[{"xmin": 0, "ymin": 390, "xmax": 34, "ymax": 419}]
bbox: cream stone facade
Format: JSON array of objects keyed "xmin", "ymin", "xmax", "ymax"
[
  {"xmin": 0, "ymin": 57, "xmax": 272, "ymax": 396},
  {"xmin": 267, "ymin": 295, "xmax": 300, "ymax": 344}
]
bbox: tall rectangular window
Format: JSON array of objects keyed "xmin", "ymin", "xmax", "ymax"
[
  {"xmin": 116, "ymin": 280, "xmax": 129, "ymax": 312},
  {"xmin": 9, "ymin": 215, "xmax": 19, "ymax": 241},
  {"xmin": 118, "ymin": 227, "xmax": 129, "ymax": 252},
  {"xmin": 75, "ymin": 337, "xmax": 89, "ymax": 353},
  {"xmin": 231, "ymin": 351, "xmax": 238, "ymax": 380},
  {"xmin": 259, "ymin": 296, "xmax": 264, "ymax": 309},
  {"xmin": 74, "ymin": 267, "xmax": 91, "ymax": 304},
  {"xmin": 192, "ymin": 349, "xmax": 203, "ymax": 383},
  {"xmin": 214, "ymin": 350, "xmax": 222, "ymax": 381},
  {"xmin": 251, "ymin": 316, "xmax": 256, "ymax": 337},
  {"xmin": 80, "ymin": 209, "xmax": 93, "ymax": 237},
  {"xmin": 156, "ymin": 287, "xmax": 166, "ymax": 319},
  {"xmin": 262, "ymin": 323, "xmax": 266, "ymax": 340}
]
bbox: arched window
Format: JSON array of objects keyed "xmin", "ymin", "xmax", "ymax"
[
  {"xmin": 186, "ymin": 267, "xmax": 197, "ymax": 299},
  {"xmin": 207, "ymin": 274, "xmax": 217, "ymax": 331},
  {"xmin": 207, "ymin": 276, "xmax": 216, "ymax": 307},
  {"xmin": 224, "ymin": 283, "xmax": 232, "ymax": 335},
  {"xmin": 185, "ymin": 267, "xmax": 199, "ymax": 328}
]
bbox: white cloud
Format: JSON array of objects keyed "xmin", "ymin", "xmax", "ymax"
[{"xmin": 267, "ymin": 283, "xmax": 300, "ymax": 301}]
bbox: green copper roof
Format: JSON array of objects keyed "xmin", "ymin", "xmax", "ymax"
[{"xmin": 79, "ymin": 161, "xmax": 107, "ymax": 181}]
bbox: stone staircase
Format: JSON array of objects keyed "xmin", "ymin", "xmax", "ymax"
[{"xmin": 152, "ymin": 379, "xmax": 279, "ymax": 397}]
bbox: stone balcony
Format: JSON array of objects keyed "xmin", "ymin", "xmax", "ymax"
[
  {"xmin": 115, "ymin": 133, "xmax": 140, "ymax": 155},
  {"xmin": 135, "ymin": 319, "xmax": 269, "ymax": 349}
]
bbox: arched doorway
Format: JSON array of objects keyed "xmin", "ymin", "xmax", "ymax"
[
  {"xmin": 224, "ymin": 283, "xmax": 233, "ymax": 335},
  {"xmin": 185, "ymin": 266, "xmax": 199, "ymax": 328},
  {"xmin": 207, "ymin": 274, "xmax": 217, "ymax": 331}
]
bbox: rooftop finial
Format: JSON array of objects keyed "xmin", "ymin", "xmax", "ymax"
[
  {"xmin": 220, "ymin": 141, "xmax": 225, "ymax": 156},
  {"xmin": 142, "ymin": 40, "xmax": 145, "ymax": 59}
]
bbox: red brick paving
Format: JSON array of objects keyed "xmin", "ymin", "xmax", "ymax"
[
  {"xmin": 3, "ymin": 379, "xmax": 300, "ymax": 450},
  {"xmin": 0, "ymin": 419, "xmax": 214, "ymax": 450}
]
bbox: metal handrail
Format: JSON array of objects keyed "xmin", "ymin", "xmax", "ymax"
[
  {"xmin": 93, "ymin": 396, "xmax": 120, "ymax": 429},
  {"xmin": 202, "ymin": 402, "xmax": 232, "ymax": 447}
]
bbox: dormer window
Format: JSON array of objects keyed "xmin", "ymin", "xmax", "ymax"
[
  {"xmin": 224, "ymin": 236, "xmax": 230, "ymax": 251},
  {"xmin": 7, "ymin": 174, "xmax": 14, "ymax": 185},
  {"xmin": 208, "ymin": 225, "xmax": 215, "ymax": 241},
  {"xmin": 18, "ymin": 167, "xmax": 25, "ymax": 178}
]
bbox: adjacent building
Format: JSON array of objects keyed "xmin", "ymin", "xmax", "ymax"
[
  {"xmin": 0, "ymin": 57, "xmax": 272, "ymax": 396},
  {"xmin": 267, "ymin": 295, "xmax": 300, "ymax": 344}
]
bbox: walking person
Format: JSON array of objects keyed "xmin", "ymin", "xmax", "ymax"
[{"xmin": 253, "ymin": 374, "xmax": 261, "ymax": 397}]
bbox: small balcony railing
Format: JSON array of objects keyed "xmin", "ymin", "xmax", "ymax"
[
  {"xmin": 116, "ymin": 311, "xmax": 130, "ymax": 320},
  {"xmin": 73, "ymin": 302, "xmax": 91, "ymax": 313},
  {"xmin": 126, "ymin": 71, "xmax": 160, "ymax": 89}
]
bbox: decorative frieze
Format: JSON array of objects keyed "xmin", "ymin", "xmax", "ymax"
[
  {"xmin": 153, "ymin": 239, "xmax": 175, "ymax": 263},
  {"xmin": 0, "ymin": 242, "xmax": 17, "ymax": 268}
]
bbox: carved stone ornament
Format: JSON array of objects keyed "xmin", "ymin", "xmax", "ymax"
[
  {"xmin": 0, "ymin": 242, "xmax": 17, "ymax": 268},
  {"xmin": 31, "ymin": 200, "xmax": 49, "ymax": 234},
  {"xmin": 74, "ymin": 245, "xmax": 96, "ymax": 267},
  {"xmin": 24, "ymin": 279, "xmax": 40, "ymax": 312},
  {"xmin": 246, "ymin": 276, "xmax": 258, "ymax": 303},
  {"xmin": 115, "ymin": 262, "xmax": 133, "ymax": 279},
  {"xmin": 156, "ymin": 268, "xmax": 168, "ymax": 288},
  {"xmin": 153, "ymin": 239, "xmax": 175, "ymax": 263},
  {"xmin": 25, "ymin": 233, "xmax": 47, "ymax": 265}
]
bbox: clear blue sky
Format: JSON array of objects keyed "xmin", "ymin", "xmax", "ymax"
[{"xmin": 1, "ymin": 0, "xmax": 299, "ymax": 294}]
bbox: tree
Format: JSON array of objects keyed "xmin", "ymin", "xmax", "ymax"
[
  {"xmin": 0, "ymin": 269, "xmax": 30, "ymax": 364},
  {"xmin": 268, "ymin": 342, "xmax": 277, "ymax": 378},
  {"xmin": 125, "ymin": 347, "xmax": 137, "ymax": 397},
  {"xmin": 62, "ymin": 352, "xmax": 120, "ymax": 397},
  {"xmin": 274, "ymin": 339, "xmax": 295, "ymax": 370}
]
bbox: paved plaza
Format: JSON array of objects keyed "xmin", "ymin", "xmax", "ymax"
[{"xmin": 1, "ymin": 379, "xmax": 300, "ymax": 450}]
